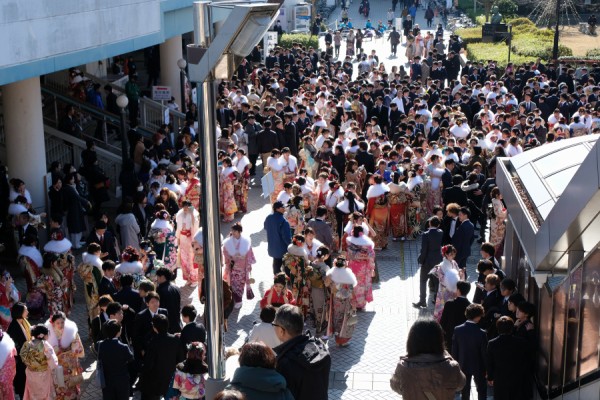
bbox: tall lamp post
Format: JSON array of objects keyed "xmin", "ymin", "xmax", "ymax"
[
  {"xmin": 187, "ymin": 1, "xmax": 281, "ymax": 397},
  {"xmin": 177, "ymin": 58, "xmax": 187, "ymax": 114},
  {"xmin": 116, "ymin": 94, "xmax": 129, "ymax": 161}
]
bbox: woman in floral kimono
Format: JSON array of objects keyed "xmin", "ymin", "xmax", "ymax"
[
  {"xmin": 76, "ymin": 243, "xmax": 103, "ymax": 323},
  {"xmin": 222, "ymin": 223, "xmax": 256, "ymax": 308},
  {"xmin": 259, "ymin": 273, "xmax": 296, "ymax": 309},
  {"xmin": 233, "ymin": 149, "xmax": 251, "ymax": 213},
  {"xmin": 425, "ymin": 153, "xmax": 444, "ymax": 215},
  {"xmin": 0, "ymin": 328, "xmax": 16, "ymax": 400},
  {"xmin": 43, "ymin": 229, "xmax": 75, "ymax": 315},
  {"xmin": 20, "ymin": 324, "xmax": 58, "ymax": 400},
  {"xmin": 489, "ymin": 187, "xmax": 507, "ymax": 253},
  {"xmin": 308, "ymin": 247, "xmax": 330, "ymax": 337},
  {"xmin": 282, "ymin": 235, "xmax": 311, "ymax": 317},
  {"xmin": 346, "ymin": 226, "xmax": 376, "ymax": 310},
  {"xmin": 114, "ymin": 246, "xmax": 147, "ymax": 289},
  {"xmin": 366, "ymin": 175, "xmax": 390, "ymax": 250},
  {"xmin": 344, "ymin": 160, "xmax": 366, "ymax": 195},
  {"xmin": 220, "ymin": 158, "xmax": 239, "ymax": 223},
  {"xmin": 267, "ymin": 149, "xmax": 284, "ymax": 204},
  {"xmin": 388, "ymin": 180, "xmax": 411, "ymax": 240},
  {"xmin": 46, "ymin": 312, "xmax": 84, "ymax": 400},
  {"xmin": 148, "ymin": 209, "xmax": 178, "ymax": 271},
  {"xmin": 168, "ymin": 342, "xmax": 208, "ymax": 400},
  {"xmin": 17, "ymin": 236, "xmax": 42, "ymax": 306},
  {"xmin": 325, "ymin": 256, "xmax": 358, "ymax": 346},
  {"xmin": 193, "ymin": 230, "xmax": 206, "ymax": 301},
  {"xmin": 285, "ymin": 196, "xmax": 305, "ymax": 236},
  {"xmin": 181, "ymin": 166, "xmax": 201, "ymax": 210},
  {"xmin": 325, "ymin": 181, "xmax": 344, "ymax": 250},
  {"xmin": 36, "ymin": 253, "xmax": 68, "ymax": 317},
  {"xmin": 299, "ymin": 136, "xmax": 317, "ymax": 178},
  {"xmin": 406, "ymin": 169, "xmax": 424, "ymax": 240},
  {"xmin": 432, "ymin": 245, "xmax": 463, "ymax": 321},
  {"xmin": 176, "ymin": 201, "xmax": 200, "ymax": 285}
]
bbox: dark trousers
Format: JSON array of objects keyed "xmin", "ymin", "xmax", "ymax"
[
  {"xmin": 418, "ymin": 263, "xmax": 434, "ymax": 303},
  {"xmin": 249, "ymin": 153, "xmax": 259, "ymax": 175},
  {"xmin": 391, "ymin": 43, "xmax": 398, "ymax": 55},
  {"xmin": 273, "ymin": 257, "xmax": 283, "ymax": 275},
  {"xmin": 461, "ymin": 373, "xmax": 487, "ymax": 400},
  {"xmin": 102, "ymin": 383, "xmax": 130, "ymax": 400},
  {"xmin": 128, "ymin": 101, "xmax": 139, "ymax": 125}
]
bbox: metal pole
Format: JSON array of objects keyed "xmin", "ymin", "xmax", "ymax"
[
  {"xmin": 180, "ymin": 69, "xmax": 187, "ymax": 115},
  {"xmin": 193, "ymin": 1, "xmax": 227, "ymax": 397},
  {"xmin": 552, "ymin": 0, "xmax": 560, "ymax": 60},
  {"xmin": 507, "ymin": 24, "xmax": 512, "ymax": 63},
  {"xmin": 120, "ymin": 109, "xmax": 128, "ymax": 161}
]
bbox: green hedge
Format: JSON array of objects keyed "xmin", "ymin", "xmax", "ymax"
[
  {"xmin": 455, "ymin": 27, "xmax": 483, "ymax": 44},
  {"xmin": 587, "ymin": 48, "xmax": 600, "ymax": 58},
  {"xmin": 510, "ymin": 34, "xmax": 572, "ymax": 59},
  {"xmin": 278, "ymin": 33, "xmax": 319, "ymax": 50},
  {"xmin": 467, "ymin": 42, "xmax": 536, "ymax": 66}
]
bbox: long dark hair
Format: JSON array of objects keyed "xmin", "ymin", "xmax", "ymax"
[{"xmin": 406, "ymin": 318, "xmax": 445, "ymax": 357}]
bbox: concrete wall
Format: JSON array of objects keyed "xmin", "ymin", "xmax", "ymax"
[{"xmin": 0, "ymin": 0, "xmax": 161, "ymax": 68}]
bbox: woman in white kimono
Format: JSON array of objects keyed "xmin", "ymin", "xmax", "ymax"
[{"xmin": 222, "ymin": 223, "xmax": 256, "ymax": 308}]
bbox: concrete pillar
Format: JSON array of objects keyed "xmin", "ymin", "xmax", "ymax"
[
  {"xmin": 160, "ymin": 35, "xmax": 184, "ymax": 109},
  {"xmin": 3, "ymin": 77, "xmax": 47, "ymax": 211}
]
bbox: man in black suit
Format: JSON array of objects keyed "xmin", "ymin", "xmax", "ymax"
[
  {"xmin": 17, "ymin": 212, "xmax": 38, "ymax": 246},
  {"xmin": 133, "ymin": 291, "xmax": 169, "ymax": 360},
  {"xmin": 371, "ymin": 97, "xmax": 389, "ymax": 132},
  {"xmin": 440, "ymin": 280, "xmax": 471, "ymax": 349},
  {"xmin": 413, "ymin": 217, "xmax": 444, "ymax": 308},
  {"xmin": 91, "ymin": 296, "xmax": 112, "ymax": 343},
  {"xmin": 180, "ymin": 305, "xmax": 206, "ymax": 351},
  {"xmin": 442, "ymin": 175, "xmax": 468, "ymax": 207},
  {"xmin": 105, "ymin": 302, "xmax": 136, "ymax": 346},
  {"xmin": 139, "ymin": 314, "xmax": 185, "ymax": 400},
  {"xmin": 113, "ymin": 274, "xmax": 145, "ymax": 313},
  {"xmin": 441, "ymin": 159, "xmax": 455, "ymax": 189},
  {"xmin": 96, "ymin": 320, "xmax": 134, "ymax": 400},
  {"xmin": 452, "ymin": 207, "xmax": 475, "ymax": 272},
  {"xmin": 480, "ymin": 274, "xmax": 503, "ymax": 337},
  {"xmin": 216, "ymin": 99, "xmax": 235, "ymax": 130},
  {"xmin": 99, "ymin": 261, "xmax": 117, "ymax": 297},
  {"xmin": 441, "ymin": 203, "xmax": 461, "ymax": 245},
  {"xmin": 452, "ymin": 304, "xmax": 488, "ymax": 400},
  {"xmin": 486, "ymin": 317, "xmax": 528, "ymax": 400},
  {"xmin": 86, "ymin": 220, "xmax": 119, "ymax": 262},
  {"xmin": 155, "ymin": 268, "xmax": 182, "ymax": 333},
  {"xmin": 472, "ymin": 253, "xmax": 504, "ymax": 304},
  {"xmin": 132, "ymin": 193, "xmax": 153, "ymax": 238},
  {"xmin": 355, "ymin": 141, "xmax": 375, "ymax": 173}
]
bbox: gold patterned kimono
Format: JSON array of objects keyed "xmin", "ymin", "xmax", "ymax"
[{"xmin": 21, "ymin": 339, "xmax": 58, "ymax": 400}]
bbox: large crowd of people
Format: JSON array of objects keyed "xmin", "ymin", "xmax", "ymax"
[{"xmin": 0, "ymin": 1, "xmax": 598, "ymax": 399}]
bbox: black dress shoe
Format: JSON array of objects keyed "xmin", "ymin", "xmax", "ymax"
[{"xmin": 412, "ymin": 301, "xmax": 427, "ymax": 308}]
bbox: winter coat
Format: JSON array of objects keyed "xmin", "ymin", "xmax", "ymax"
[
  {"xmin": 227, "ymin": 366, "xmax": 294, "ymax": 400},
  {"xmin": 390, "ymin": 352, "xmax": 465, "ymax": 400},
  {"xmin": 115, "ymin": 212, "xmax": 140, "ymax": 250}
]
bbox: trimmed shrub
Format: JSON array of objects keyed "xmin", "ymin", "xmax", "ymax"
[
  {"xmin": 467, "ymin": 42, "xmax": 536, "ymax": 66},
  {"xmin": 455, "ymin": 27, "xmax": 483, "ymax": 44},
  {"xmin": 278, "ymin": 33, "xmax": 319, "ymax": 50},
  {"xmin": 587, "ymin": 48, "xmax": 600, "ymax": 58}
]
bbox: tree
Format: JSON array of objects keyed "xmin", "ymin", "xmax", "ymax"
[{"xmin": 494, "ymin": 0, "xmax": 518, "ymax": 19}]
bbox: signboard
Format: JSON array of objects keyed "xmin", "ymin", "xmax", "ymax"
[
  {"xmin": 294, "ymin": 4, "xmax": 311, "ymax": 32},
  {"xmin": 263, "ymin": 32, "xmax": 278, "ymax": 63},
  {"xmin": 152, "ymin": 86, "xmax": 171, "ymax": 101},
  {"xmin": 261, "ymin": 171, "xmax": 275, "ymax": 198}
]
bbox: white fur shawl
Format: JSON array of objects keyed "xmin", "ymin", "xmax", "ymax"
[
  {"xmin": 366, "ymin": 183, "xmax": 390, "ymax": 199},
  {"xmin": 0, "ymin": 333, "xmax": 15, "ymax": 369},
  {"xmin": 326, "ymin": 266, "xmax": 357, "ymax": 286},
  {"xmin": 115, "ymin": 261, "xmax": 143, "ymax": 274},
  {"xmin": 346, "ymin": 234, "xmax": 375, "ymax": 248},
  {"xmin": 223, "ymin": 235, "xmax": 252, "ymax": 256},
  {"xmin": 441, "ymin": 258, "xmax": 460, "ymax": 292},
  {"xmin": 287, "ymin": 244, "xmax": 310, "ymax": 262},
  {"xmin": 43, "ymin": 238, "xmax": 72, "ymax": 254},
  {"xmin": 45, "ymin": 318, "xmax": 78, "ymax": 349},
  {"xmin": 151, "ymin": 219, "xmax": 174, "ymax": 232},
  {"xmin": 18, "ymin": 245, "xmax": 43, "ymax": 268},
  {"xmin": 407, "ymin": 175, "xmax": 423, "ymax": 191},
  {"xmin": 336, "ymin": 198, "xmax": 365, "ymax": 214},
  {"xmin": 82, "ymin": 252, "xmax": 102, "ymax": 270}
]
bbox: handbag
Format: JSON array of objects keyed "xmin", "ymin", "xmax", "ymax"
[
  {"xmin": 95, "ymin": 342, "xmax": 106, "ymax": 389},
  {"xmin": 347, "ymin": 311, "xmax": 358, "ymax": 326},
  {"xmin": 53, "ymin": 365, "xmax": 65, "ymax": 388}
]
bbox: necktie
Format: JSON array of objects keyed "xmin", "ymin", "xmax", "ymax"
[
  {"xmin": 450, "ymin": 219, "xmax": 457, "ymax": 237},
  {"xmin": 100, "ymin": 235, "xmax": 104, "ymax": 245}
]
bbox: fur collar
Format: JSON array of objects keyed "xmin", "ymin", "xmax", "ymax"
[
  {"xmin": 223, "ymin": 235, "xmax": 252, "ymax": 256},
  {"xmin": 346, "ymin": 234, "xmax": 375, "ymax": 248},
  {"xmin": 407, "ymin": 175, "xmax": 423, "ymax": 191},
  {"xmin": 233, "ymin": 156, "xmax": 250, "ymax": 172},
  {"xmin": 326, "ymin": 266, "xmax": 357, "ymax": 286},
  {"xmin": 18, "ymin": 245, "xmax": 43, "ymax": 268},
  {"xmin": 441, "ymin": 258, "xmax": 460, "ymax": 292},
  {"xmin": 43, "ymin": 238, "xmax": 72, "ymax": 254},
  {"xmin": 82, "ymin": 252, "xmax": 102, "ymax": 270},
  {"xmin": 221, "ymin": 166, "xmax": 238, "ymax": 177},
  {"xmin": 0, "ymin": 333, "xmax": 15, "ymax": 369},
  {"xmin": 45, "ymin": 318, "xmax": 78, "ymax": 349},
  {"xmin": 151, "ymin": 219, "xmax": 173, "ymax": 231},
  {"xmin": 366, "ymin": 183, "xmax": 390, "ymax": 199},
  {"xmin": 388, "ymin": 182, "xmax": 409, "ymax": 194},
  {"xmin": 115, "ymin": 261, "xmax": 143, "ymax": 274},
  {"xmin": 287, "ymin": 244, "xmax": 309, "ymax": 261},
  {"xmin": 336, "ymin": 198, "xmax": 365, "ymax": 213}
]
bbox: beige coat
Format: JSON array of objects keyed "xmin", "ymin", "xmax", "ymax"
[{"xmin": 390, "ymin": 352, "xmax": 466, "ymax": 400}]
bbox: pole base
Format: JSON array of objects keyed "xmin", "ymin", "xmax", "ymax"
[{"xmin": 205, "ymin": 377, "xmax": 230, "ymax": 399}]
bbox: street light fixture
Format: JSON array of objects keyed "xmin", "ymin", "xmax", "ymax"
[
  {"xmin": 177, "ymin": 58, "xmax": 187, "ymax": 114},
  {"xmin": 116, "ymin": 94, "xmax": 129, "ymax": 162},
  {"xmin": 187, "ymin": 1, "xmax": 281, "ymax": 397}
]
